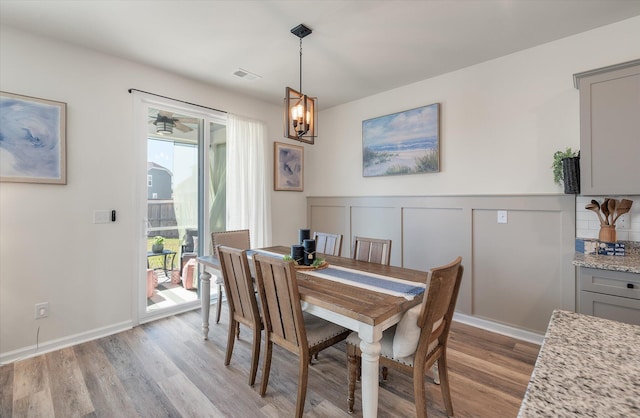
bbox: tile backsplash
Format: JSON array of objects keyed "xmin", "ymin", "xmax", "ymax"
[{"xmin": 576, "ymin": 195, "xmax": 640, "ymax": 242}]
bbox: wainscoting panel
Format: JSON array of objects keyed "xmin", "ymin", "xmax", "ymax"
[
  {"xmin": 350, "ymin": 205, "xmax": 401, "ymax": 264},
  {"xmin": 309, "ymin": 204, "xmax": 348, "ymax": 256},
  {"xmin": 473, "ymin": 208, "xmax": 565, "ymax": 332},
  {"xmin": 307, "ymin": 195, "xmax": 575, "ymax": 335},
  {"xmin": 403, "ymin": 206, "xmax": 471, "ymax": 314}
]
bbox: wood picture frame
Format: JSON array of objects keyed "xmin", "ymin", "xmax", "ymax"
[
  {"xmin": 274, "ymin": 141, "xmax": 303, "ymax": 191},
  {"xmin": 362, "ymin": 103, "xmax": 440, "ymax": 177},
  {"xmin": 0, "ymin": 91, "xmax": 67, "ymax": 184}
]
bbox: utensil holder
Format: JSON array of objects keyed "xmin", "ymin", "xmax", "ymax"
[{"xmin": 598, "ymin": 225, "xmax": 616, "ymax": 243}]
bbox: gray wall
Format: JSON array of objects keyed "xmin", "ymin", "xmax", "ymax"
[{"xmin": 308, "ymin": 194, "xmax": 576, "ymax": 334}]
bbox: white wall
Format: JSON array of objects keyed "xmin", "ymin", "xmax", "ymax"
[
  {"xmin": 308, "ymin": 17, "xmax": 640, "ymax": 197},
  {"xmin": 0, "ymin": 26, "xmax": 308, "ymax": 360}
]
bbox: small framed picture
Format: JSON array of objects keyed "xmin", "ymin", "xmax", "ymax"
[
  {"xmin": 0, "ymin": 91, "xmax": 67, "ymax": 184},
  {"xmin": 274, "ymin": 141, "xmax": 303, "ymax": 191}
]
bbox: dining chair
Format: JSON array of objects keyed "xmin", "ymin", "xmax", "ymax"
[
  {"xmin": 352, "ymin": 236, "xmax": 392, "ymax": 265},
  {"xmin": 313, "ymin": 231, "xmax": 343, "ymax": 256},
  {"xmin": 253, "ymin": 253, "xmax": 350, "ymax": 418},
  {"xmin": 216, "ymin": 245, "xmax": 262, "ymax": 386},
  {"xmin": 211, "ymin": 229, "xmax": 251, "ymax": 324},
  {"xmin": 346, "ymin": 256, "xmax": 463, "ymax": 417}
]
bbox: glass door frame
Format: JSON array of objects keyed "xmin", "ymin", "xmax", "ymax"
[{"xmin": 132, "ymin": 91, "xmax": 225, "ymax": 325}]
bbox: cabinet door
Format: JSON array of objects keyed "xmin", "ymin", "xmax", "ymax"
[
  {"xmin": 578, "ymin": 62, "xmax": 640, "ymax": 195},
  {"xmin": 580, "ymin": 291, "xmax": 640, "ymax": 326}
]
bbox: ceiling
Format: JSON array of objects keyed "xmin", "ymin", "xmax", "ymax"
[{"xmin": 2, "ymin": 1, "xmax": 640, "ymax": 110}]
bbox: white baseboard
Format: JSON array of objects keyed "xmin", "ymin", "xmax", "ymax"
[
  {"xmin": 0, "ymin": 320, "xmax": 133, "ymax": 365},
  {"xmin": 453, "ymin": 313, "xmax": 544, "ymax": 345}
]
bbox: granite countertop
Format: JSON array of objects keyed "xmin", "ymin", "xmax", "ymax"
[
  {"xmin": 573, "ymin": 241, "xmax": 640, "ymax": 274},
  {"xmin": 518, "ymin": 310, "xmax": 640, "ymax": 417}
]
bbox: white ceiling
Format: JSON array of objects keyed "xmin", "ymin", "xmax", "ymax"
[{"xmin": 2, "ymin": 1, "xmax": 640, "ymax": 110}]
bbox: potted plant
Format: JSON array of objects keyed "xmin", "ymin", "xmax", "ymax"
[
  {"xmin": 552, "ymin": 148, "xmax": 580, "ymax": 194},
  {"xmin": 151, "ymin": 235, "xmax": 165, "ymax": 253}
]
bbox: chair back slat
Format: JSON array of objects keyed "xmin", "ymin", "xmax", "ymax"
[
  {"xmin": 352, "ymin": 236, "xmax": 391, "ymax": 265},
  {"xmin": 416, "ymin": 257, "xmax": 463, "ymax": 360},
  {"xmin": 313, "ymin": 232, "xmax": 343, "ymax": 256},
  {"xmin": 217, "ymin": 246, "xmax": 260, "ymax": 328},
  {"xmin": 254, "ymin": 254, "xmax": 307, "ymax": 354},
  {"xmin": 211, "ymin": 229, "xmax": 251, "ymax": 256}
]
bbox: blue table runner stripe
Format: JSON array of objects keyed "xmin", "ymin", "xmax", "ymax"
[{"xmin": 320, "ymin": 267, "xmax": 425, "ymax": 296}]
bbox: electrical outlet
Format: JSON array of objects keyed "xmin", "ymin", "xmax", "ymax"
[
  {"xmin": 35, "ymin": 302, "xmax": 49, "ymax": 319},
  {"xmin": 616, "ymin": 213, "xmax": 630, "ymax": 229},
  {"xmin": 497, "ymin": 210, "xmax": 508, "ymax": 224}
]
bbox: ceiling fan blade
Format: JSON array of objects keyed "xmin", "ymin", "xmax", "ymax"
[
  {"xmin": 174, "ymin": 121, "xmax": 193, "ymax": 133},
  {"xmin": 177, "ymin": 117, "xmax": 199, "ymax": 124}
]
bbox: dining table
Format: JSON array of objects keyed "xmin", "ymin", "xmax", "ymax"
[{"xmin": 197, "ymin": 245, "xmax": 429, "ymax": 418}]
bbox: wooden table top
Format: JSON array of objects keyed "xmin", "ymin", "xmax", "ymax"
[
  {"xmin": 268, "ymin": 246, "xmax": 427, "ymax": 327},
  {"xmin": 198, "ymin": 246, "xmax": 429, "ymax": 327}
]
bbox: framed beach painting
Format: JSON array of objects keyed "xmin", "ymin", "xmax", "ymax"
[
  {"xmin": 0, "ymin": 91, "xmax": 67, "ymax": 184},
  {"xmin": 274, "ymin": 141, "xmax": 303, "ymax": 191},
  {"xmin": 362, "ymin": 103, "xmax": 440, "ymax": 177}
]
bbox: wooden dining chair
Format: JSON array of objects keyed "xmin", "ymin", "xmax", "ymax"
[
  {"xmin": 352, "ymin": 236, "xmax": 392, "ymax": 265},
  {"xmin": 211, "ymin": 229, "xmax": 251, "ymax": 324},
  {"xmin": 313, "ymin": 231, "xmax": 343, "ymax": 256},
  {"xmin": 346, "ymin": 257, "xmax": 463, "ymax": 417},
  {"xmin": 216, "ymin": 245, "xmax": 262, "ymax": 386},
  {"xmin": 253, "ymin": 254, "xmax": 350, "ymax": 418}
]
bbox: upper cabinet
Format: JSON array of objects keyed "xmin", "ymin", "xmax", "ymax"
[{"xmin": 574, "ymin": 60, "xmax": 640, "ymax": 195}]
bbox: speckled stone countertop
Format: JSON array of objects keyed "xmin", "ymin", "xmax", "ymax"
[
  {"xmin": 518, "ymin": 310, "xmax": 640, "ymax": 417},
  {"xmin": 573, "ymin": 241, "xmax": 640, "ymax": 274}
]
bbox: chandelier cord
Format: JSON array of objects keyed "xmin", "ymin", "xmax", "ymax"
[{"xmin": 299, "ymin": 37, "xmax": 303, "ymax": 93}]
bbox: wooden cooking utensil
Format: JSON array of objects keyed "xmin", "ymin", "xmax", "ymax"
[
  {"xmin": 608, "ymin": 199, "xmax": 618, "ymax": 225},
  {"xmin": 585, "ymin": 202, "xmax": 607, "ymax": 225},
  {"xmin": 612, "ymin": 199, "xmax": 633, "ymax": 225},
  {"xmin": 601, "ymin": 198, "xmax": 610, "ymax": 225}
]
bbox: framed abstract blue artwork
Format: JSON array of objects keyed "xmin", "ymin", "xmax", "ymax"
[
  {"xmin": 362, "ymin": 103, "xmax": 440, "ymax": 177},
  {"xmin": 0, "ymin": 91, "xmax": 67, "ymax": 184},
  {"xmin": 274, "ymin": 141, "xmax": 303, "ymax": 191}
]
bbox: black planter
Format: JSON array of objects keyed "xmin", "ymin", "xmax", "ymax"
[{"xmin": 562, "ymin": 156, "xmax": 580, "ymax": 194}]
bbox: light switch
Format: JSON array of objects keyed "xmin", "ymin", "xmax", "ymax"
[
  {"xmin": 93, "ymin": 210, "xmax": 111, "ymax": 224},
  {"xmin": 497, "ymin": 210, "xmax": 508, "ymax": 224}
]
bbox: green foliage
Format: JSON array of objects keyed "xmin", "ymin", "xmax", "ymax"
[
  {"xmin": 552, "ymin": 148, "xmax": 579, "ymax": 185},
  {"xmin": 363, "ymin": 147, "xmax": 395, "ymax": 168},
  {"xmin": 153, "ymin": 236, "xmax": 165, "ymax": 245},
  {"xmin": 283, "ymin": 255, "xmax": 293, "ymax": 261},
  {"xmin": 311, "ymin": 257, "xmax": 325, "ymax": 268},
  {"xmin": 414, "ymin": 151, "xmax": 438, "ymax": 172},
  {"xmin": 385, "ymin": 165, "xmax": 411, "ymax": 175}
]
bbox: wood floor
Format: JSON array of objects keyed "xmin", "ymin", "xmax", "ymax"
[{"xmin": 0, "ymin": 305, "xmax": 540, "ymax": 417}]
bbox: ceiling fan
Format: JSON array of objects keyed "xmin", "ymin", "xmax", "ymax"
[{"xmin": 150, "ymin": 111, "xmax": 198, "ymax": 135}]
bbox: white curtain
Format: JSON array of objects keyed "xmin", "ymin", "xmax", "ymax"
[{"xmin": 226, "ymin": 114, "xmax": 272, "ymax": 248}]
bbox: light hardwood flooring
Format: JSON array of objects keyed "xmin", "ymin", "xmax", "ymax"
[{"xmin": 0, "ymin": 305, "xmax": 540, "ymax": 417}]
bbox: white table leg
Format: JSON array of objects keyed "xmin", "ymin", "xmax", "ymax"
[
  {"xmin": 359, "ymin": 338, "xmax": 382, "ymax": 418},
  {"xmin": 200, "ymin": 269, "xmax": 211, "ymax": 340}
]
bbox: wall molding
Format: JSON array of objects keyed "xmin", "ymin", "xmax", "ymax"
[{"xmin": 308, "ymin": 194, "xmax": 576, "ymax": 334}]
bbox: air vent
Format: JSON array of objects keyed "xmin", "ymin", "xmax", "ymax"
[{"xmin": 233, "ymin": 68, "xmax": 261, "ymax": 81}]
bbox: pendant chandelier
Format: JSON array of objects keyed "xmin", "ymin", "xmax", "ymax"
[{"xmin": 285, "ymin": 24, "xmax": 317, "ymax": 144}]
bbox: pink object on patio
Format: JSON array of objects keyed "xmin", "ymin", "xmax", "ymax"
[
  {"xmin": 146, "ymin": 269, "xmax": 158, "ymax": 298},
  {"xmin": 182, "ymin": 258, "xmax": 196, "ymax": 290}
]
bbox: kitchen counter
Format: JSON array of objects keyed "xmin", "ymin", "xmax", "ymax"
[
  {"xmin": 573, "ymin": 241, "xmax": 640, "ymax": 273},
  {"xmin": 518, "ymin": 310, "xmax": 640, "ymax": 417}
]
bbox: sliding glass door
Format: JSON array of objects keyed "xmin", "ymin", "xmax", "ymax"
[{"xmin": 133, "ymin": 93, "xmax": 226, "ymax": 322}]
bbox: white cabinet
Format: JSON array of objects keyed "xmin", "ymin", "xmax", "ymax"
[
  {"xmin": 574, "ymin": 60, "xmax": 640, "ymax": 195},
  {"xmin": 579, "ymin": 267, "xmax": 640, "ymax": 325}
]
